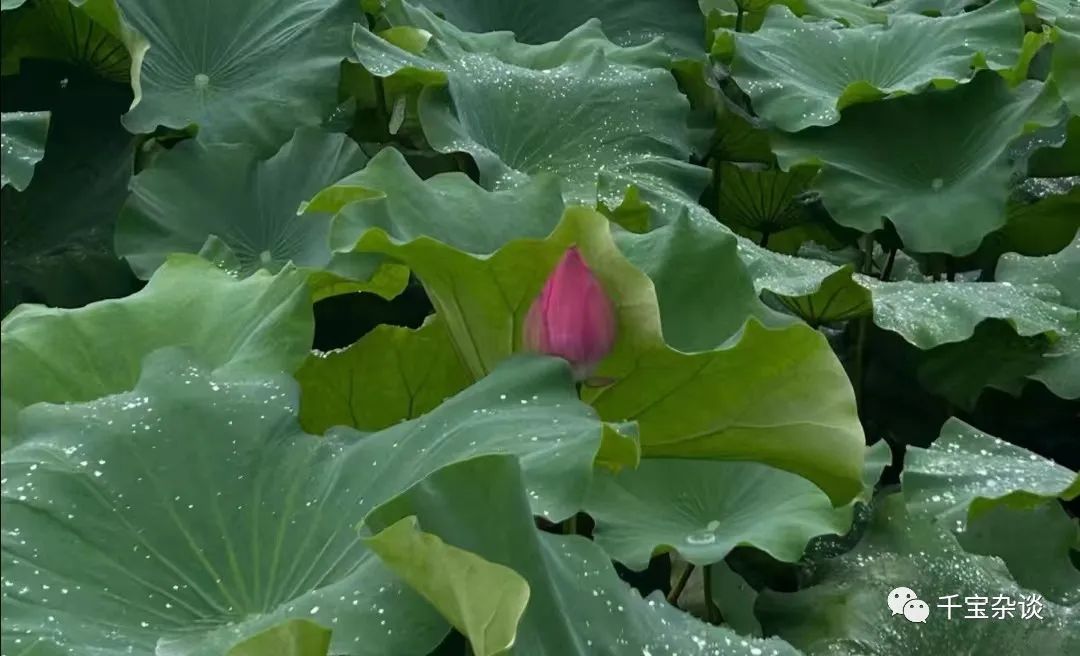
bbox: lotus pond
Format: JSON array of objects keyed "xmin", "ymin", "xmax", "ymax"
[{"xmin": 1, "ymin": 0, "xmax": 1078, "ymax": 655}]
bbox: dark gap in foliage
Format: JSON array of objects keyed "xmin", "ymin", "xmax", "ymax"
[
  {"xmin": 312, "ymin": 275, "xmax": 433, "ymax": 350},
  {"xmin": 1, "ymin": 59, "xmax": 142, "ymax": 317}
]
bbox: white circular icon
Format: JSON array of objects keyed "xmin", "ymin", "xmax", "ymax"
[
  {"xmin": 903, "ymin": 599, "xmax": 929, "ymax": 623},
  {"xmin": 887, "ymin": 587, "xmax": 918, "ymax": 615}
]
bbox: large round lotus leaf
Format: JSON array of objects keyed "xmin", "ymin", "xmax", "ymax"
[
  {"xmin": 0, "ymin": 348, "xmax": 607, "ymax": 654},
  {"xmin": 1, "ymin": 79, "xmax": 139, "ymax": 317},
  {"xmin": 584, "ymin": 459, "xmax": 853, "ymax": 570},
  {"xmin": 902, "ymin": 418, "xmax": 1079, "ymax": 529},
  {"xmin": 117, "ymin": 0, "xmax": 361, "ymax": 153},
  {"xmin": 350, "ymin": 2, "xmax": 706, "ymax": 212},
  {"xmin": 412, "ymin": 0, "xmax": 705, "ymax": 58},
  {"xmin": 337, "ymin": 206, "xmax": 865, "ymax": 503},
  {"xmin": 0, "ymin": 111, "xmax": 48, "ymax": 191},
  {"xmin": 730, "ymin": 1, "xmax": 1023, "ymax": 132},
  {"xmin": 364, "ymin": 454, "xmax": 803, "ymax": 656},
  {"xmin": 757, "ymin": 495, "xmax": 1080, "ymax": 656},
  {"xmin": 116, "ymin": 128, "xmax": 370, "ymax": 279},
  {"xmin": 0, "ymin": 256, "xmax": 313, "ymax": 440},
  {"xmin": 772, "ymin": 74, "xmax": 1065, "ymax": 255}
]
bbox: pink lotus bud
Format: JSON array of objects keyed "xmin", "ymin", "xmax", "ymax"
[{"xmin": 523, "ymin": 246, "xmax": 617, "ymax": 380}]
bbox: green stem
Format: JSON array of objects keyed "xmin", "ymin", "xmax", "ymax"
[
  {"xmin": 881, "ymin": 248, "xmax": 897, "ymax": 282},
  {"xmin": 667, "ymin": 562, "xmax": 695, "ymax": 605},
  {"xmin": 853, "ymin": 235, "xmax": 874, "ymax": 410},
  {"xmin": 735, "ymin": 7, "xmax": 746, "ymax": 33},
  {"xmin": 561, "ymin": 514, "xmax": 578, "ymax": 536},
  {"xmin": 758, "ymin": 230, "xmax": 770, "ymax": 248},
  {"xmin": 703, "ymin": 564, "xmax": 722, "ymax": 624}
]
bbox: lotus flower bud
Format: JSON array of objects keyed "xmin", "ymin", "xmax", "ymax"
[{"xmin": 523, "ymin": 246, "xmax": 617, "ymax": 380}]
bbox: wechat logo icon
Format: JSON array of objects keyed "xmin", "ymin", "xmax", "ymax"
[{"xmin": 888, "ymin": 587, "xmax": 929, "ymax": 623}]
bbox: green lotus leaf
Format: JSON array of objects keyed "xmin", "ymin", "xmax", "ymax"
[
  {"xmin": 295, "ymin": 314, "xmax": 470, "ymax": 434},
  {"xmin": 715, "ymin": 162, "xmax": 817, "ymax": 237},
  {"xmin": 729, "ymin": 1, "xmax": 1023, "ymax": 132},
  {"xmin": 1026, "ymin": 116, "xmax": 1080, "ymax": 178},
  {"xmin": 117, "ymin": 0, "xmax": 361, "ymax": 153},
  {"xmin": 1, "ymin": 84, "xmax": 139, "ymax": 317},
  {"xmin": 737, "ymin": 237, "xmax": 1076, "ymax": 345},
  {"xmin": 757, "ymin": 494, "xmax": 1080, "ymax": 655},
  {"xmin": 2, "ymin": 345, "xmax": 609, "ymax": 654},
  {"xmin": 0, "ymin": 0, "xmax": 137, "ymax": 82},
  {"xmin": 410, "ymin": 0, "xmax": 706, "ymax": 58},
  {"xmin": 772, "ymin": 74, "xmax": 1065, "ymax": 255},
  {"xmin": 917, "ymin": 321, "xmax": 1051, "ymax": 409},
  {"xmin": 365, "ymin": 516, "xmax": 529, "ymax": 656},
  {"xmin": 995, "ymin": 234, "xmax": 1080, "ymax": 397},
  {"xmin": 902, "ymin": 417, "xmax": 1080, "ymax": 530},
  {"xmin": 364, "ymin": 454, "xmax": 804, "ymax": 656},
  {"xmin": 0, "ymin": 111, "xmax": 48, "ymax": 191},
  {"xmin": 350, "ymin": 1, "xmax": 707, "ymax": 213},
  {"xmin": 708, "ymin": 562, "xmax": 764, "ymax": 637},
  {"xmin": 584, "ymin": 458, "xmax": 853, "ymax": 570},
  {"xmin": 880, "ymin": 0, "xmax": 981, "ymax": 16},
  {"xmin": 1026, "ymin": 0, "xmax": 1080, "ymax": 25},
  {"xmin": 316, "ymin": 147, "xmax": 566, "ymax": 256},
  {"xmin": 0, "ymin": 256, "xmax": 313, "ymax": 440},
  {"xmin": 613, "ymin": 215, "xmax": 790, "ymax": 352},
  {"xmin": 998, "ymin": 233, "xmax": 1080, "ymax": 307},
  {"xmin": 226, "ymin": 620, "xmax": 331, "ymax": 656},
  {"xmin": 1053, "ymin": 14, "xmax": 1080, "ymax": 114},
  {"xmin": 115, "ymin": 127, "xmax": 406, "ymax": 299},
  {"xmin": 336, "ymin": 205, "xmax": 864, "ymax": 502},
  {"xmin": 959, "ymin": 501, "xmax": 1080, "ymax": 606}
]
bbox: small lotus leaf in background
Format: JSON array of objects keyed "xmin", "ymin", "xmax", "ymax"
[
  {"xmin": 1052, "ymin": 14, "xmax": 1080, "ymax": 114},
  {"xmin": 413, "ymin": 0, "xmax": 706, "ymax": 59},
  {"xmin": 117, "ymin": 0, "xmax": 361, "ymax": 153},
  {"xmin": 996, "ymin": 235, "xmax": 1080, "ymax": 398},
  {"xmin": 772, "ymin": 74, "xmax": 1064, "ymax": 255},
  {"xmin": 226, "ymin": 620, "xmax": 331, "ymax": 656},
  {"xmin": 365, "ymin": 516, "xmax": 529, "ymax": 656},
  {"xmin": 958, "ymin": 501, "xmax": 1080, "ymax": 606},
  {"xmin": 350, "ymin": 2, "xmax": 708, "ymax": 214},
  {"xmin": 917, "ymin": 321, "xmax": 1052, "ymax": 409},
  {"xmin": 1026, "ymin": 116, "xmax": 1080, "ymax": 178},
  {"xmin": 0, "ymin": 111, "xmax": 49, "ymax": 191},
  {"xmin": 0, "ymin": 0, "xmax": 134, "ymax": 81},
  {"xmin": 715, "ymin": 162, "xmax": 817, "ymax": 240},
  {"xmin": 364, "ymin": 454, "xmax": 804, "ymax": 656},
  {"xmin": 998, "ymin": 234, "xmax": 1080, "ymax": 307},
  {"xmin": 295, "ymin": 314, "xmax": 469, "ymax": 434},
  {"xmin": 312, "ymin": 147, "xmax": 566, "ymax": 256},
  {"xmin": 1, "ymin": 81, "xmax": 139, "ymax": 317},
  {"xmin": 115, "ymin": 127, "xmax": 405, "ymax": 300},
  {"xmin": 902, "ymin": 418, "xmax": 1079, "ymax": 529},
  {"xmin": 2, "ymin": 347, "xmax": 609, "ymax": 654},
  {"xmin": 338, "ymin": 206, "xmax": 865, "ymax": 502},
  {"xmin": 729, "ymin": 1, "xmax": 1023, "ymax": 131},
  {"xmin": 584, "ymin": 458, "xmax": 853, "ymax": 570},
  {"xmin": 757, "ymin": 495, "xmax": 1080, "ymax": 655},
  {"xmin": 736, "ymin": 237, "xmax": 1077, "ymax": 346},
  {"xmin": 613, "ymin": 215, "xmax": 790, "ymax": 352},
  {"xmin": 0, "ymin": 256, "xmax": 313, "ymax": 440}
]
